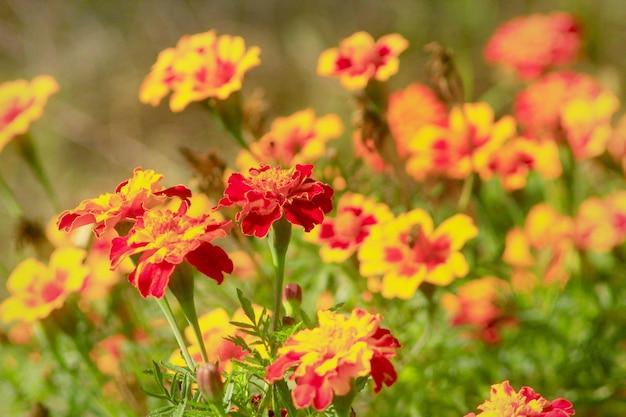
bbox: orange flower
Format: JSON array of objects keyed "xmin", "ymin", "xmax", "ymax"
[
  {"xmin": 305, "ymin": 192, "xmax": 393, "ymax": 263},
  {"xmin": 110, "ymin": 201, "xmax": 233, "ymax": 298},
  {"xmin": 480, "ymin": 136, "xmax": 561, "ymax": 190},
  {"xmin": 513, "ymin": 71, "xmax": 603, "ymax": 139},
  {"xmin": 236, "ymin": 109, "xmax": 343, "ymax": 170},
  {"xmin": 465, "ymin": 380, "xmax": 575, "ymax": 417},
  {"xmin": 218, "ymin": 164, "xmax": 334, "ymax": 238},
  {"xmin": 572, "ymin": 192, "xmax": 626, "ymax": 252},
  {"xmin": 561, "ymin": 90, "xmax": 619, "ymax": 160},
  {"xmin": 441, "ymin": 276, "xmax": 512, "ymax": 344},
  {"xmin": 265, "ymin": 309, "xmax": 400, "ymax": 411},
  {"xmin": 484, "ymin": 12, "xmax": 581, "ymax": 79},
  {"xmin": 359, "ymin": 209, "xmax": 478, "ymax": 300},
  {"xmin": 57, "ymin": 167, "xmax": 191, "ymax": 238},
  {"xmin": 387, "ymin": 83, "xmax": 448, "ymax": 158},
  {"xmin": 607, "ymin": 113, "xmax": 626, "ymax": 172},
  {"xmin": 140, "ymin": 30, "xmax": 261, "ymax": 112},
  {"xmin": 317, "ymin": 31, "xmax": 408, "ymax": 90},
  {"xmin": 0, "ymin": 248, "xmax": 88, "ymax": 324},
  {"xmin": 0, "ymin": 75, "xmax": 59, "ymax": 153},
  {"xmin": 406, "ymin": 102, "xmax": 516, "ymax": 181}
]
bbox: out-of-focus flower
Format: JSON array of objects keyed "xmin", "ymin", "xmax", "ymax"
[
  {"xmin": 352, "ymin": 129, "xmax": 390, "ymax": 174},
  {"xmin": 0, "ymin": 75, "xmax": 59, "ymax": 153},
  {"xmin": 607, "ymin": 113, "xmax": 626, "ymax": 173},
  {"xmin": 464, "ymin": 380, "xmax": 575, "ymax": 417},
  {"xmin": 305, "ymin": 192, "xmax": 393, "ymax": 263},
  {"xmin": 387, "ymin": 83, "xmax": 448, "ymax": 158},
  {"xmin": 359, "ymin": 209, "xmax": 478, "ymax": 300},
  {"xmin": 0, "ymin": 248, "xmax": 88, "ymax": 324},
  {"xmin": 236, "ymin": 109, "xmax": 343, "ymax": 170},
  {"xmin": 407, "ymin": 102, "xmax": 516, "ymax": 181},
  {"xmin": 57, "ymin": 167, "xmax": 191, "ymax": 238},
  {"xmin": 228, "ymin": 250, "xmax": 259, "ymax": 280},
  {"xmin": 140, "ymin": 30, "xmax": 261, "ymax": 112},
  {"xmin": 265, "ymin": 308, "xmax": 400, "ymax": 411},
  {"xmin": 317, "ymin": 31, "xmax": 408, "ymax": 90},
  {"xmin": 484, "ymin": 12, "xmax": 581, "ymax": 79},
  {"xmin": 218, "ymin": 164, "xmax": 334, "ymax": 238},
  {"xmin": 480, "ymin": 136, "xmax": 562, "ymax": 190},
  {"xmin": 573, "ymin": 191, "xmax": 626, "ymax": 252},
  {"xmin": 514, "ymin": 71, "xmax": 603, "ymax": 139},
  {"xmin": 110, "ymin": 201, "xmax": 233, "ymax": 298},
  {"xmin": 561, "ymin": 90, "xmax": 619, "ymax": 160},
  {"xmin": 441, "ymin": 276, "xmax": 513, "ymax": 344}
]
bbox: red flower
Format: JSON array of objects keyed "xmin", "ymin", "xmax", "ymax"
[
  {"xmin": 218, "ymin": 164, "xmax": 333, "ymax": 238},
  {"xmin": 109, "ymin": 201, "xmax": 233, "ymax": 298}
]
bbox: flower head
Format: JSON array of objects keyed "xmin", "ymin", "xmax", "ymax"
[
  {"xmin": 140, "ymin": 30, "xmax": 261, "ymax": 112},
  {"xmin": 0, "ymin": 248, "xmax": 88, "ymax": 324},
  {"xmin": 317, "ymin": 31, "xmax": 408, "ymax": 90},
  {"xmin": 466, "ymin": 380, "xmax": 575, "ymax": 417},
  {"xmin": 484, "ymin": 12, "xmax": 581, "ymax": 79},
  {"xmin": 110, "ymin": 201, "xmax": 233, "ymax": 298},
  {"xmin": 305, "ymin": 192, "xmax": 393, "ymax": 263},
  {"xmin": 57, "ymin": 167, "xmax": 191, "ymax": 238},
  {"xmin": 236, "ymin": 109, "xmax": 343, "ymax": 170},
  {"xmin": 0, "ymin": 75, "xmax": 59, "ymax": 153},
  {"xmin": 218, "ymin": 164, "xmax": 334, "ymax": 237},
  {"xmin": 265, "ymin": 308, "xmax": 400, "ymax": 411},
  {"xmin": 359, "ymin": 209, "xmax": 478, "ymax": 299}
]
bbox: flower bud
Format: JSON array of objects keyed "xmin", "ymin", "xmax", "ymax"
[
  {"xmin": 196, "ymin": 363, "xmax": 223, "ymax": 403},
  {"xmin": 282, "ymin": 283, "xmax": 302, "ymax": 317}
]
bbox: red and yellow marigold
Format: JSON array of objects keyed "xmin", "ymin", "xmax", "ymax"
[
  {"xmin": 359, "ymin": 209, "xmax": 478, "ymax": 300},
  {"xmin": 0, "ymin": 248, "xmax": 88, "ymax": 324},
  {"xmin": 317, "ymin": 31, "xmax": 408, "ymax": 90},
  {"xmin": 236, "ymin": 109, "xmax": 343, "ymax": 170},
  {"xmin": 110, "ymin": 201, "xmax": 233, "ymax": 298},
  {"xmin": 218, "ymin": 164, "xmax": 333, "ymax": 237},
  {"xmin": 265, "ymin": 308, "xmax": 400, "ymax": 411},
  {"xmin": 484, "ymin": 12, "xmax": 581, "ymax": 80},
  {"xmin": 140, "ymin": 30, "xmax": 261, "ymax": 112},
  {"xmin": 0, "ymin": 75, "xmax": 59, "ymax": 153}
]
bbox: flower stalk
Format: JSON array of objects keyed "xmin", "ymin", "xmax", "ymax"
[
  {"xmin": 155, "ymin": 295, "xmax": 196, "ymax": 370},
  {"xmin": 269, "ymin": 215, "xmax": 292, "ymax": 331}
]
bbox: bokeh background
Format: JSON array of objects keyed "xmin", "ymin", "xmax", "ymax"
[{"xmin": 2, "ymin": 0, "xmax": 626, "ymax": 274}]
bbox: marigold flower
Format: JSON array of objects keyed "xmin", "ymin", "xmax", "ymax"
[
  {"xmin": 218, "ymin": 164, "xmax": 333, "ymax": 238},
  {"xmin": 305, "ymin": 192, "xmax": 393, "ymax": 263},
  {"xmin": 387, "ymin": 83, "xmax": 448, "ymax": 158},
  {"xmin": 265, "ymin": 308, "xmax": 400, "ymax": 411},
  {"xmin": 607, "ymin": 113, "xmax": 626, "ymax": 172},
  {"xmin": 58, "ymin": 167, "xmax": 191, "ymax": 238},
  {"xmin": 572, "ymin": 192, "xmax": 626, "ymax": 252},
  {"xmin": 407, "ymin": 102, "xmax": 516, "ymax": 181},
  {"xmin": 110, "ymin": 201, "xmax": 233, "ymax": 298},
  {"xmin": 0, "ymin": 75, "xmax": 59, "ymax": 153},
  {"xmin": 317, "ymin": 31, "xmax": 408, "ymax": 90},
  {"xmin": 359, "ymin": 209, "xmax": 478, "ymax": 300},
  {"xmin": 140, "ymin": 30, "xmax": 261, "ymax": 112},
  {"xmin": 236, "ymin": 109, "xmax": 343, "ymax": 170},
  {"xmin": 484, "ymin": 12, "xmax": 581, "ymax": 79},
  {"xmin": 465, "ymin": 380, "xmax": 575, "ymax": 417},
  {"xmin": 0, "ymin": 248, "xmax": 88, "ymax": 324}
]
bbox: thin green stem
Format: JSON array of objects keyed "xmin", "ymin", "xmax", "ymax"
[
  {"xmin": 0, "ymin": 172, "xmax": 23, "ymax": 218},
  {"xmin": 269, "ymin": 216, "xmax": 292, "ymax": 332},
  {"xmin": 155, "ymin": 296, "xmax": 196, "ymax": 370}
]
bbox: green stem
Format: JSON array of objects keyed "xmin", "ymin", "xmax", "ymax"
[
  {"xmin": 457, "ymin": 172, "xmax": 474, "ymax": 212},
  {"xmin": 269, "ymin": 216, "xmax": 292, "ymax": 332},
  {"xmin": 0, "ymin": 172, "xmax": 23, "ymax": 218},
  {"xmin": 155, "ymin": 296, "xmax": 196, "ymax": 370}
]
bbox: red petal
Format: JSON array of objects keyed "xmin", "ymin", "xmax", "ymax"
[{"xmin": 185, "ymin": 243, "xmax": 233, "ymax": 284}]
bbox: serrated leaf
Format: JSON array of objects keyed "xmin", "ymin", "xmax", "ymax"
[{"xmin": 237, "ymin": 288, "xmax": 256, "ymax": 324}]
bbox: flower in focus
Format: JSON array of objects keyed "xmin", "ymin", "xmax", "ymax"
[
  {"xmin": 0, "ymin": 75, "xmax": 59, "ymax": 153},
  {"xmin": 387, "ymin": 82, "xmax": 448, "ymax": 158},
  {"xmin": 406, "ymin": 102, "xmax": 516, "ymax": 181},
  {"xmin": 317, "ymin": 31, "xmax": 408, "ymax": 90},
  {"xmin": 140, "ymin": 30, "xmax": 261, "ymax": 112},
  {"xmin": 236, "ymin": 109, "xmax": 343, "ymax": 170},
  {"xmin": 218, "ymin": 164, "xmax": 334, "ymax": 238},
  {"xmin": 57, "ymin": 167, "xmax": 191, "ymax": 238},
  {"xmin": 305, "ymin": 192, "xmax": 393, "ymax": 263},
  {"xmin": 464, "ymin": 380, "xmax": 575, "ymax": 417},
  {"xmin": 265, "ymin": 308, "xmax": 400, "ymax": 411},
  {"xmin": 0, "ymin": 248, "xmax": 88, "ymax": 324},
  {"xmin": 110, "ymin": 201, "xmax": 233, "ymax": 298},
  {"xmin": 484, "ymin": 12, "xmax": 581, "ymax": 79},
  {"xmin": 441, "ymin": 276, "xmax": 513, "ymax": 344},
  {"xmin": 359, "ymin": 209, "xmax": 478, "ymax": 300}
]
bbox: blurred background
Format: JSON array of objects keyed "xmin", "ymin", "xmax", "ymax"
[{"xmin": 1, "ymin": 0, "xmax": 625, "ymax": 277}]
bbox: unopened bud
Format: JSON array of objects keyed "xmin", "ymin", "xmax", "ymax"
[
  {"xmin": 282, "ymin": 283, "xmax": 302, "ymax": 317},
  {"xmin": 196, "ymin": 363, "xmax": 223, "ymax": 403},
  {"xmin": 282, "ymin": 316, "xmax": 296, "ymax": 327}
]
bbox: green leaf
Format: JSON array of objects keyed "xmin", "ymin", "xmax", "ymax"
[{"xmin": 237, "ymin": 288, "xmax": 256, "ymax": 324}]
